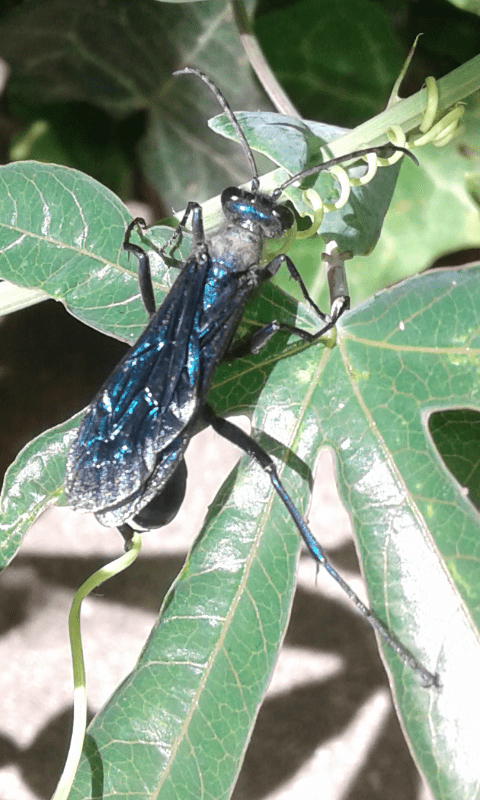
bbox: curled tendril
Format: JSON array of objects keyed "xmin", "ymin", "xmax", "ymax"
[
  {"xmin": 50, "ymin": 534, "xmax": 142, "ymax": 800},
  {"xmin": 346, "ymin": 151, "xmax": 379, "ymax": 185},
  {"xmin": 294, "ymin": 188, "xmax": 324, "ymax": 240},
  {"xmin": 294, "ymin": 75, "xmax": 464, "ymax": 241}
]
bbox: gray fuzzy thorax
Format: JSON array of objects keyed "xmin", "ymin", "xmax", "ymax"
[{"xmin": 207, "ymin": 223, "xmax": 264, "ymax": 273}]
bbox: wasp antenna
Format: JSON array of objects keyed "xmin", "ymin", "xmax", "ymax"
[
  {"xmin": 173, "ymin": 67, "xmax": 260, "ymax": 191},
  {"xmin": 277, "ymin": 144, "xmax": 419, "ymax": 193}
]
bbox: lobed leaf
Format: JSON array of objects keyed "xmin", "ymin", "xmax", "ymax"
[{"xmin": 61, "ymin": 264, "xmax": 480, "ymax": 800}]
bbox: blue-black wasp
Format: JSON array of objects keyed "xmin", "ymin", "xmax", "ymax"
[{"xmin": 64, "ymin": 68, "xmax": 437, "ymax": 687}]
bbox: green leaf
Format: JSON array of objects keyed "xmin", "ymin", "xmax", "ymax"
[
  {"xmin": 68, "ymin": 450, "xmax": 301, "ymax": 800},
  {"xmin": 0, "ymin": 161, "xmax": 169, "ymax": 342},
  {"xmin": 0, "ymin": 0, "xmax": 178, "ymax": 115},
  {"xmin": 0, "ymin": 0, "xmax": 272, "ymax": 207},
  {"xmin": 327, "ymin": 266, "xmax": 480, "ymax": 799},
  {"xmin": 0, "ymin": 414, "xmax": 80, "ymax": 567},
  {"xmin": 446, "ymin": 0, "xmax": 480, "ymax": 14},
  {"xmin": 254, "ymin": 0, "xmax": 405, "ymax": 126}
]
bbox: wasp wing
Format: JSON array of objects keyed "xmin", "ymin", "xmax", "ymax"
[{"xmin": 65, "ymin": 256, "xmax": 208, "ymax": 514}]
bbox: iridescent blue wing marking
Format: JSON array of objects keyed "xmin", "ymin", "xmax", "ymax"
[{"xmin": 65, "ymin": 256, "xmax": 208, "ymax": 515}]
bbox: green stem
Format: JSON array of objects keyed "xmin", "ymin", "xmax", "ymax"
[
  {"xmin": 327, "ymin": 55, "xmax": 480, "ymax": 159},
  {"xmin": 231, "ymin": 0, "xmax": 301, "ymax": 118}
]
